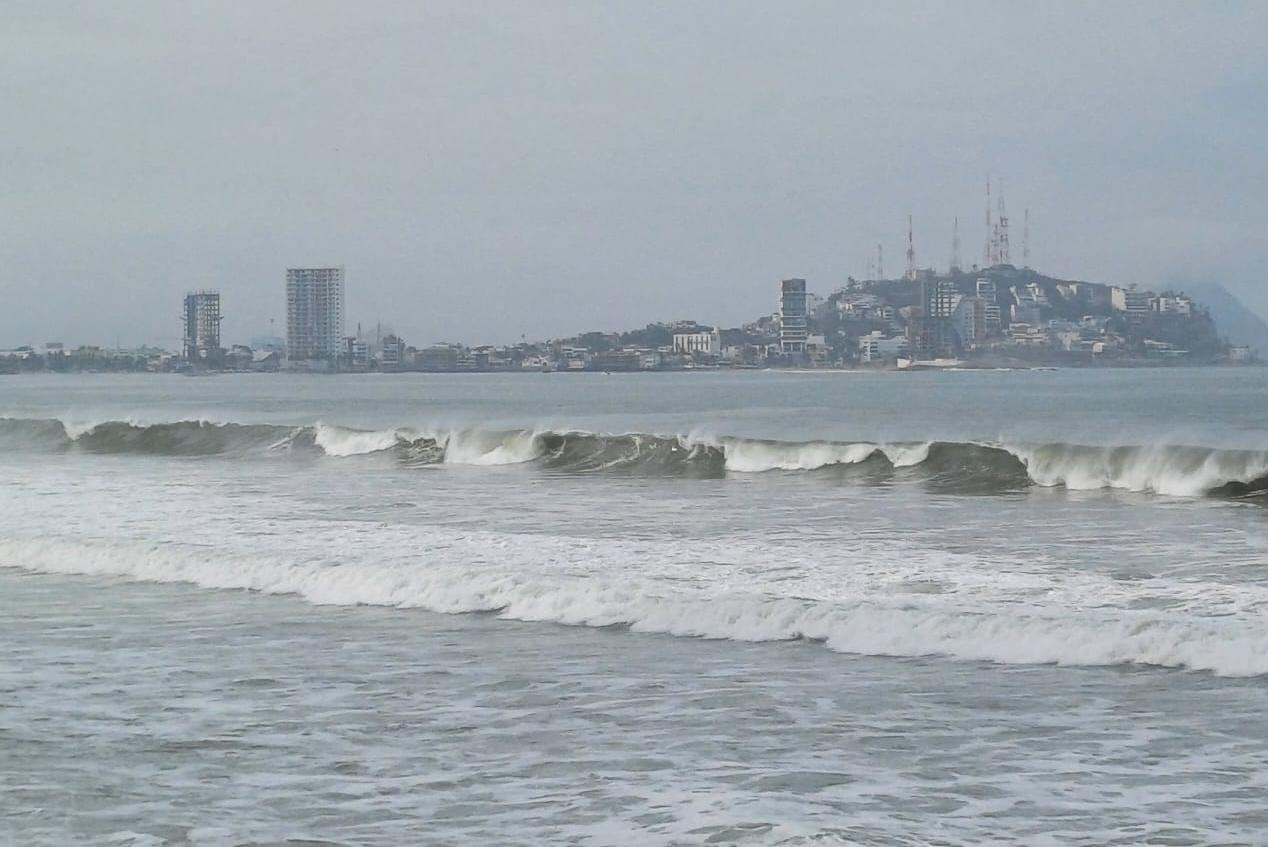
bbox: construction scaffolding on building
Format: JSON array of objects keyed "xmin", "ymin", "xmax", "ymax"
[{"xmin": 182, "ymin": 290, "xmax": 222, "ymax": 363}]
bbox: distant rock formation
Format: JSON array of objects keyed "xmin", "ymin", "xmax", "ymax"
[{"xmin": 1180, "ymin": 282, "xmax": 1268, "ymax": 351}]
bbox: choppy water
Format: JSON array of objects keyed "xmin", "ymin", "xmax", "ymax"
[{"xmin": 3, "ymin": 369, "xmax": 1268, "ymax": 845}]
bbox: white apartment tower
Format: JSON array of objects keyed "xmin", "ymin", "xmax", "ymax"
[{"xmin": 286, "ymin": 267, "xmax": 345, "ymax": 361}]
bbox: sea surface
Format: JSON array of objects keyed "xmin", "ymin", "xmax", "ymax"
[{"xmin": 3, "ymin": 368, "xmax": 1268, "ymax": 846}]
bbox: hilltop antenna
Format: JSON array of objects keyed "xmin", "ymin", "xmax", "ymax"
[
  {"xmin": 1023, "ymin": 207, "xmax": 1031, "ymax": 268},
  {"xmin": 877, "ymin": 243, "xmax": 884, "ymax": 281},
  {"xmin": 997, "ymin": 179, "xmax": 1010, "ymax": 265},
  {"xmin": 983, "ymin": 176, "xmax": 993, "ymax": 266},
  {"xmin": 905, "ymin": 215, "xmax": 916, "ymax": 279},
  {"xmin": 951, "ymin": 216, "xmax": 961, "ymax": 273}
]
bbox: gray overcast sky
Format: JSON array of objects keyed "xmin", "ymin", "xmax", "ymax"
[{"xmin": 3, "ymin": 0, "xmax": 1266, "ymax": 348}]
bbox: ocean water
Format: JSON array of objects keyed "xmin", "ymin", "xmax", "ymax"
[{"xmin": 3, "ymin": 368, "xmax": 1268, "ymax": 846}]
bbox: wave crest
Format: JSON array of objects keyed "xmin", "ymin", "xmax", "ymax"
[{"xmin": 2, "ymin": 416, "xmax": 1266, "ymax": 498}]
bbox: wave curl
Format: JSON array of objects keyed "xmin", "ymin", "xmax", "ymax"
[{"xmin": 2, "ymin": 416, "xmax": 1266, "ymax": 498}]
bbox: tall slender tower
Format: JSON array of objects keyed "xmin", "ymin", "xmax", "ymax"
[
  {"xmin": 877, "ymin": 243, "xmax": 884, "ymax": 281},
  {"xmin": 950, "ymin": 216, "xmax": 961, "ymax": 273},
  {"xmin": 997, "ymin": 183, "xmax": 1010, "ymax": 265},
  {"xmin": 778, "ymin": 278, "xmax": 809, "ymax": 355},
  {"xmin": 1023, "ymin": 208, "xmax": 1031, "ymax": 268},
  {"xmin": 905, "ymin": 215, "xmax": 916, "ymax": 279},
  {"xmin": 983, "ymin": 176, "xmax": 993, "ymax": 266}
]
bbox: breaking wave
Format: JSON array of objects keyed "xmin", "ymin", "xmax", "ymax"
[
  {"xmin": 4, "ymin": 536, "xmax": 1267, "ymax": 677},
  {"xmin": 2, "ymin": 416, "xmax": 1267, "ymax": 498}
]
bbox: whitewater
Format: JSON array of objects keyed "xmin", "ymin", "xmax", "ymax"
[
  {"xmin": 5, "ymin": 529, "xmax": 1268, "ymax": 676},
  {"xmin": 4, "ymin": 414, "xmax": 1268, "ymax": 497},
  {"xmin": 5, "ymin": 369, "xmax": 1268, "ymax": 846}
]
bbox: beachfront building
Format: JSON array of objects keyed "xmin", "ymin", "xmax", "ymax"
[
  {"xmin": 779, "ymin": 278, "xmax": 808, "ymax": 354},
  {"xmin": 286, "ymin": 267, "xmax": 345, "ymax": 362}
]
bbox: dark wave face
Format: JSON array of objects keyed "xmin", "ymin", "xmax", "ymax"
[
  {"xmin": 2, "ymin": 417, "xmax": 1267, "ymax": 499},
  {"xmin": 0, "ymin": 418, "xmax": 299, "ymax": 456},
  {"xmin": 538, "ymin": 432, "xmax": 726, "ymax": 477},
  {"xmin": 0, "ymin": 417, "xmax": 71, "ymax": 451},
  {"xmin": 74, "ymin": 421, "xmax": 296, "ymax": 456},
  {"xmin": 1207, "ymin": 474, "xmax": 1268, "ymax": 499},
  {"xmin": 908, "ymin": 442, "xmax": 1032, "ymax": 494}
]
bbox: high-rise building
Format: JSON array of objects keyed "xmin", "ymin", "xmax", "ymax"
[
  {"xmin": 286, "ymin": 267, "xmax": 345, "ymax": 361},
  {"xmin": 182, "ymin": 290, "xmax": 221, "ymax": 362},
  {"xmin": 952, "ymin": 296, "xmax": 987, "ymax": 350},
  {"xmin": 908, "ymin": 279, "xmax": 960, "ymax": 360},
  {"xmin": 779, "ymin": 278, "xmax": 808, "ymax": 354}
]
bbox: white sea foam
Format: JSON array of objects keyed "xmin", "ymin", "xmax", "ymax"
[
  {"xmin": 5, "ymin": 536, "xmax": 1267, "ymax": 677},
  {"xmin": 879, "ymin": 441, "xmax": 934, "ymax": 467},
  {"xmin": 441, "ymin": 429, "xmax": 545, "ymax": 465},
  {"xmin": 721, "ymin": 438, "xmax": 879, "ymax": 472},
  {"xmin": 312, "ymin": 423, "xmax": 404, "ymax": 457},
  {"xmin": 59, "ymin": 418, "xmax": 102, "ymax": 440},
  {"xmin": 1011, "ymin": 443, "xmax": 1268, "ymax": 496}
]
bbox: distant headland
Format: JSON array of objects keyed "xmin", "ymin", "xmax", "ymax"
[{"xmin": 1, "ymin": 264, "xmax": 1263, "ymax": 374}]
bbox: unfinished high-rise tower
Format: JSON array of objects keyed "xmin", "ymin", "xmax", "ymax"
[{"xmin": 182, "ymin": 290, "xmax": 222, "ymax": 363}]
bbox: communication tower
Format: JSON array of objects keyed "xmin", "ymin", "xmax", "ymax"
[
  {"xmin": 1023, "ymin": 208, "xmax": 1031, "ymax": 267},
  {"xmin": 997, "ymin": 185, "xmax": 1010, "ymax": 266},
  {"xmin": 983, "ymin": 176, "xmax": 993, "ymax": 266},
  {"xmin": 905, "ymin": 215, "xmax": 916, "ymax": 280}
]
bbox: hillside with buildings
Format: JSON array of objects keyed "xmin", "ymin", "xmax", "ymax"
[
  {"xmin": 532, "ymin": 265, "xmax": 1248, "ymax": 372},
  {"xmin": 825, "ymin": 264, "xmax": 1232, "ymax": 367},
  {"xmin": 0, "ymin": 264, "xmax": 1259, "ymax": 374}
]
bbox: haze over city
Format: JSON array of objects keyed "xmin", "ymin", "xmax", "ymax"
[{"xmin": 4, "ymin": 1, "xmax": 1267, "ymax": 348}]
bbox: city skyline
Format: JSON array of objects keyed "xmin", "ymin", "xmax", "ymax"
[
  {"xmin": 3, "ymin": 251, "xmax": 1261, "ymax": 356},
  {"xmin": 3, "ymin": 3, "xmax": 1267, "ymax": 349},
  {"xmin": 7, "ymin": 260, "xmax": 1254, "ymax": 374}
]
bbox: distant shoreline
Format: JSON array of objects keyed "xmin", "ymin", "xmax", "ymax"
[{"xmin": 3, "ymin": 360, "xmax": 1261, "ymax": 377}]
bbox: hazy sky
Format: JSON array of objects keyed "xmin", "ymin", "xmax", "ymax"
[{"xmin": 4, "ymin": 1, "xmax": 1267, "ymax": 348}]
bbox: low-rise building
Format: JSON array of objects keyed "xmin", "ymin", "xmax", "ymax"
[
  {"xmin": 1007, "ymin": 323, "xmax": 1050, "ymax": 347},
  {"xmin": 858, "ymin": 331, "xmax": 909, "ymax": 363},
  {"xmin": 672, "ymin": 328, "xmax": 720, "ymax": 355},
  {"xmin": 344, "ymin": 337, "xmax": 370, "ymax": 369},
  {"xmin": 381, "ymin": 334, "xmax": 406, "ymax": 369},
  {"xmin": 1153, "ymin": 295, "xmax": 1192, "ymax": 316},
  {"xmin": 419, "ymin": 344, "xmax": 461, "ymax": 372},
  {"xmin": 1112, "ymin": 286, "xmax": 1153, "ymax": 319}
]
